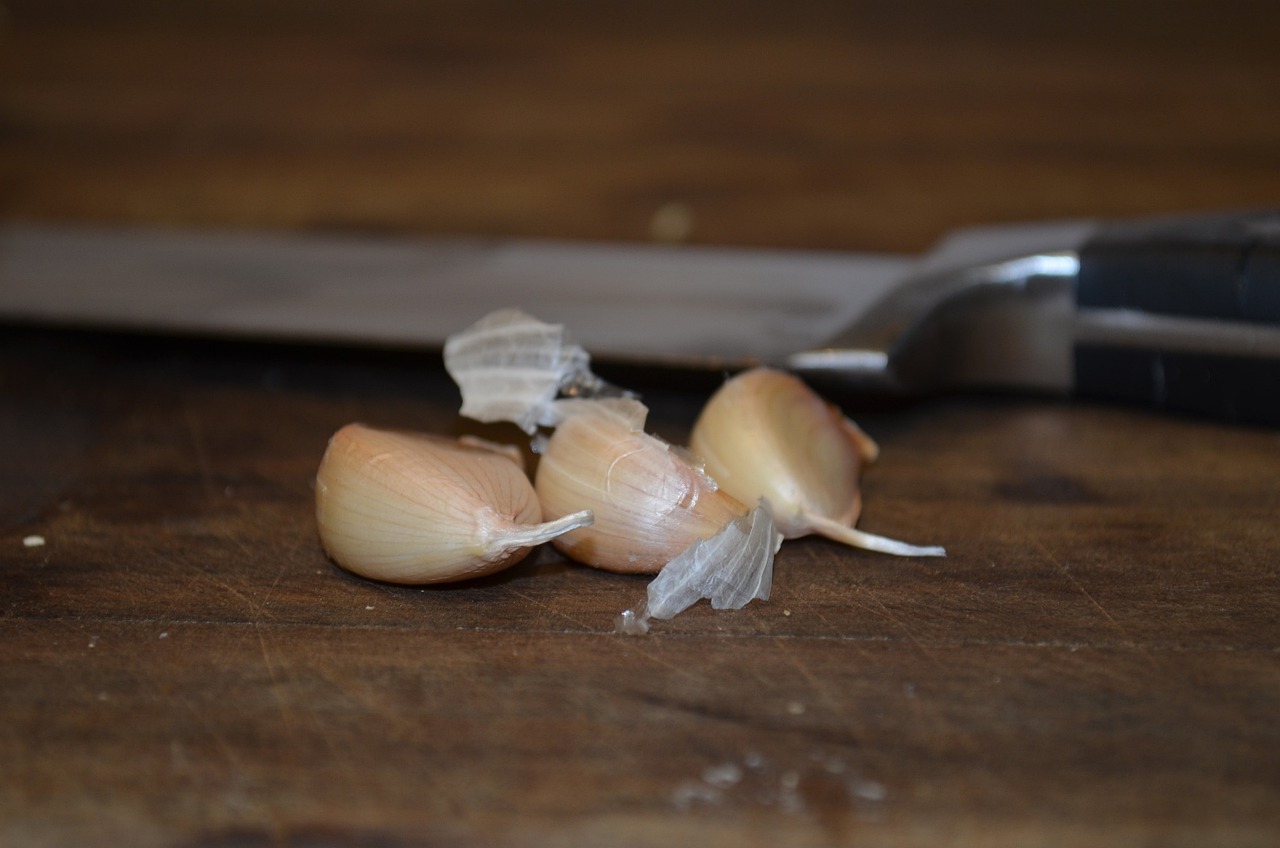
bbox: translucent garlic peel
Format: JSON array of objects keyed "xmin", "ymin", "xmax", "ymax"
[
  {"xmin": 316, "ymin": 424, "xmax": 593, "ymax": 584},
  {"xmin": 443, "ymin": 309, "xmax": 608, "ymax": 434},
  {"xmin": 553, "ymin": 395, "xmax": 650, "ymax": 432},
  {"xmin": 646, "ymin": 501, "xmax": 781, "ymax": 619},
  {"xmin": 615, "ymin": 502, "xmax": 782, "ymax": 633},
  {"xmin": 535, "ymin": 399, "xmax": 746, "ymax": 573},
  {"xmin": 690, "ymin": 367, "xmax": 944, "ymax": 557}
]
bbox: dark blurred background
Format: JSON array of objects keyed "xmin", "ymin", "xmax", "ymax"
[{"xmin": 3, "ymin": 0, "xmax": 1279, "ymax": 253}]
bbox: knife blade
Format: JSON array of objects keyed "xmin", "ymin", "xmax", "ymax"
[
  {"xmin": 0, "ymin": 223, "xmax": 909, "ymax": 369},
  {"xmin": 2, "ymin": 209, "xmax": 1277, "ymax": 424}
]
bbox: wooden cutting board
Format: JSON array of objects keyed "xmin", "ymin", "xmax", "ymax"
[{"xmin": 4, "ymin": 330, "xmax": 1278, "ymax": 847}]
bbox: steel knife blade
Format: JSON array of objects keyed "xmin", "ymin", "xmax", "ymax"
[{"xmin": 2, "ymin": 209, "xmax": 1277, "ymax": 424}]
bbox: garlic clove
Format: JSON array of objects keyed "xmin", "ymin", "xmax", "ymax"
[
  {"xmin": 443, "ymin": 308, "xmax": 613, "ymax": 434},
  {"xmin": 689, "ymin": 368, "xmax": 873, "ymax": 535},
  {"xmin": 315, "ymin": 423, "xmax": 592, "ymax": 584},
  {"xmin": 689, "ymin": 367, "xmax": 944, "ymax": 557},
  {"xmin": 534, "ymin": 399, "xmax": 748, "ymax": 573},
  {"xmin": 457, "ymin": 434, "xmax": 528, "ymax": 472}
]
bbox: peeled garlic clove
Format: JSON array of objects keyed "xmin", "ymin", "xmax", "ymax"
[
  {"xmin": 443, "ymin": 308, "xmax": 610, "ymax": 434},
  {"xmin": 689, "ymin": 367, "xmax": 944, "ymax": 557},
  {"xmin": 534, "ymin": 398, "xmax": 748, "ymax": 573},
  {"xmin": 315, "ymin": 423, "xmax": 592, "ymax": 584}
]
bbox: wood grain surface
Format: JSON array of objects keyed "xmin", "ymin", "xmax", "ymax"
[{"xmin": 3, "ymin": 2, "xmax": 1279, "ymax": 847}]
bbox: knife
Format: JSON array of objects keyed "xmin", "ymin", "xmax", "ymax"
[{"xmin": 2, "ymin": 209, "xmax": 1277, "ymax": 424}]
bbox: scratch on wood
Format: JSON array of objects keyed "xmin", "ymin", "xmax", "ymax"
[
  {"xmin": 831, "ymin": 583, "xmax": 942, "ymax": 667},
  {"xmin": 1032, "ymin": 538, "xmax": 1154, "ymax": 662},
  {"xmin": 612, "ymin": 634, "xmax": 710, "ymax": 682},
  {"xmin": 205, "ymin": 568, "xmax": 267, "ymax": 617},
  {"xmin": 497, "ymin": 585, "xmax": 705, "ymax": 681},
  {"xmin": 503, "ymin": 586, "xmax": 596, "ymax": 632},
  {"xmin": 782, "ymin": 543, "xmax": 940, "ymax": 665},
  {"xmin": 259, "ymin": 559, "xmax": 291, "ymax": 610},
  {"xmin": 766, "ymin": 634, "xmax": 846, "ymax": 722}
]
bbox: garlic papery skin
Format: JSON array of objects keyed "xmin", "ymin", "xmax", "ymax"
[
  {"xmin": 689, "ymin": 368, "xmax": 944, "ymax": 557},
  {"xmin": 616, "ymin": 500, "xmax": 783, "ymax": 634},
  {"xmin": 534, "ymin": 399, "xmax": 748, "ymax": 574},
  {"xmin": 316, "ymin": 424, "xmax": 593, "ymax": 584},
  {"xmin": 443, "ymin": 308, "xmax": 609, "ymax": 434}
]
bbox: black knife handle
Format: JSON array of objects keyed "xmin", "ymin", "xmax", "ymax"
[{"xmin": 1074, "ymin": 209, "xmax": 1280, "ymax": 425}]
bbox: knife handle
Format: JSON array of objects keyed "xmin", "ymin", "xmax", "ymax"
[{"xmin": 1073, "ymin": 209, "xmax": 1280, "ymax": 425}]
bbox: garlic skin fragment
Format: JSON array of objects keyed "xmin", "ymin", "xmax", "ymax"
[
  {"xmin": 652, "ymin": 501, "xmax": 779, "ymax": 617},
  {"xmin": 315, "ymin": 424, "xmax": 593, "ymax": 584},
  {"xmin": 618, "ymin": 500, "xmax": 782, "ymax": 634},
  {"xmin": 443, "ymin": 308, "xmax": 607, "ymax": 434},
  {"xmin": 534, "ymin": 399, "xmax": 748, "ymax": 574},
  {"xmin": 689, "ymin": 368, "xmax": 944, "ymax": 557}
]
